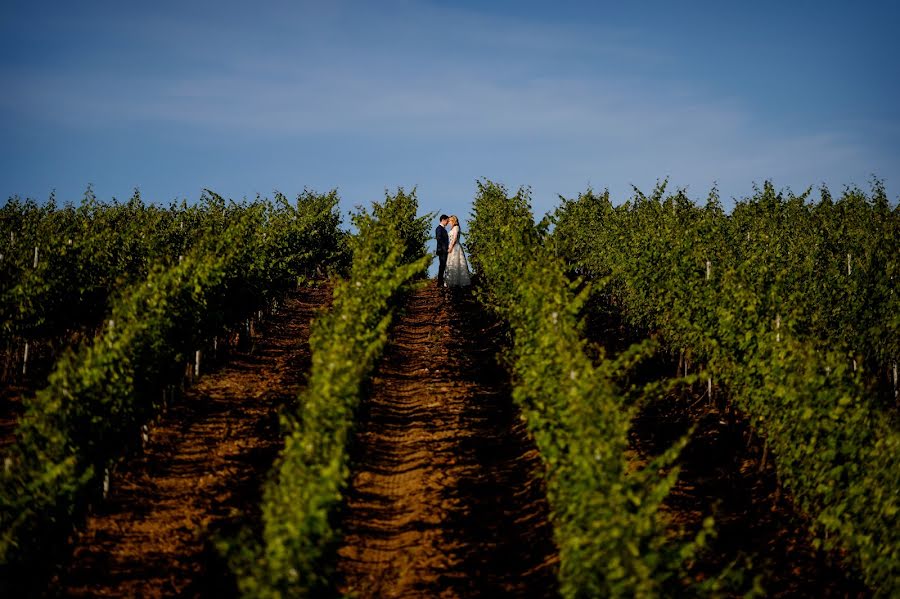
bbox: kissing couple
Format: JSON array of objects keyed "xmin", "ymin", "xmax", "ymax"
[{"xmin": 435, "ymin": 214, "xmax": 471, "ymax": 289}]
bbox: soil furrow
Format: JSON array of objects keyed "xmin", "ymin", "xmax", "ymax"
[
  {"xmin": 55, "ymin": 285, "xmax": 330, "ymax": 598},
  {"xmin": 336, "ymin": 286, "xmax": 559, "ymax": 598}
]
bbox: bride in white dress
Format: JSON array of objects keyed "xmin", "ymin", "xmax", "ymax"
[{"xmin": 445, "ymin": 215, "xmax": 471, "ymax": 287}]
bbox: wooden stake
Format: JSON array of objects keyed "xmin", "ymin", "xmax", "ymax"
[
  {"xmin": 33, "ymin": 246, "xmax": 39, "ymax": 268},
  {"xmin": 22, "ymin": 342, "xmax": 29, "ymax": 376},
  {"xmin": 194, "ymin": 350, "xmax": 201, "ymax": 377},
  {"xmin": 759, "ymin": 441, "xmax": 769, "ymax": 473}
]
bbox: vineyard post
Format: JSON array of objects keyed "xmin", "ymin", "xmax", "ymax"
[
  {"xmin": 33, "ymin": 245, "xmax": 39, "ymax": 268},
  {"xmin": 22, "ymin": 341, "xmax": 29, "ymax": 376},
  {"xmin": 706, "ymin": 260, "xmax": 711, "ymax": 280},
  {"xmin": 847, "ymin": 252, "xmax": 852, "ymax": 275},
  {"xmin": 194, "ymin": 350, "xmax": 201, "ymax": 378},
  {"xmin": 776, "ymin": 314, "xmax": 781, "ymax": 343},
  {"xmin": 759, "ymin": 440, "xmax": 769, "ymax": 473},
  {"xmin": 102, "ymin": 467, "xmax": 110, "ymax": 498}
]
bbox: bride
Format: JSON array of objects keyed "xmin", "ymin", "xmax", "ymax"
[{"xmin": 445, "ymin": 215, "xmax": 471, "ymax": 287}]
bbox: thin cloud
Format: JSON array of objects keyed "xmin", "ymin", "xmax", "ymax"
[{"xmin": 0, "ymin": 0, "xmax": 895, "ymax": 209}]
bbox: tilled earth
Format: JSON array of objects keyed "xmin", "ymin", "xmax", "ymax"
[
  {"xmin": 586, "ymin": 304, "xmax": 870, "ymax": 597},
  {"xmin": 55, "ymin": 285, "xmax": 331, "ymax": 598},
  {"xmin": 335, "ymin": 285, "xmax": 559, "ymax": 598},
  {"xmin": 9, "ymin": 279, "xmax": 867, "ymax": 597}
]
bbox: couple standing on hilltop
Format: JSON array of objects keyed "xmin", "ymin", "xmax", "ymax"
[{"xmin": 435, "ymin": 214, "xmax": 471, "ymax": 289}]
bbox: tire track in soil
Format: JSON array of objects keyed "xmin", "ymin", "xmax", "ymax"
[
  {"xmin": 55, "ymin": 285, "xmax": 331, "ymax": 598},
  {"xmin": 336, "ymin": 285, "xmax": 559, "ymax": 598}
]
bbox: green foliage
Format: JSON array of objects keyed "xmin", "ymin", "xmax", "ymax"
[
  {"xmin": 469, "ymin": 180, "xmax": 701, "ymax": 598},
  {"xmin": 364, "ymin": 186, "xmax": 432, "ymax": 272},
  {"xmin": 221, "ymin": 189, "xmax": 430, "ymax": 597},
  {"xmin": 0, "ymin": 190, "xmax": 347, "ymax": 588},
  {"xmin": 551, "ymin": 180, "xmax": 900, "ymax": 595},
  {"xmin": 0, "ymin": 188, "xmax": 349, "ymax": 355}
]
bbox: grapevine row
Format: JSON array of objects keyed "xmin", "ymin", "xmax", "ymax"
[
  {"xmin": 219, "ymin": 189, "xmax": 431, "ymax": 597},
  {"xmin": 467, "ymin": 180, "xmax": 708, "ymax": 597},
  {"xmin": 0, "ymin": 189, "xmax": 348, "ymax": 382},
  {"xmin": 0, "ymin": 191, "xmax": 347, "ymax": 590},
  {"xmin": 551, "ymin": 181, "xmax": 899, "ymax": 594}
]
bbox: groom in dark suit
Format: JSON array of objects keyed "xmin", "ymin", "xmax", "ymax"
[{"xmin": 435, "ymin": 214, "xmax": 450, "ymax": 288}]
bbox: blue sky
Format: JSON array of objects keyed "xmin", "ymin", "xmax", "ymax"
[{"xmin": 1, "ymin": 0, "xmax": 898, "ymax": 223}]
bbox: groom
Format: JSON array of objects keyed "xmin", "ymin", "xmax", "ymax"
[{"xmin": 435, "ymin": 214, "xmax": 449, "ymax": 288}]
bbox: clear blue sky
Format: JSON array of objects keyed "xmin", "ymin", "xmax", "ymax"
[{"xmin": 1, "ymin": 0, "xmax": 898, "ymax": 222}]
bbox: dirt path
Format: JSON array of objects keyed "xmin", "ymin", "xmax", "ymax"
[
  {"xmin": 56, "ymin": 285, "xmax": 331, "ymax": 598},
  {"xmin": 335, "ymin": 285, "xmax": 559, "ymax": 598}
]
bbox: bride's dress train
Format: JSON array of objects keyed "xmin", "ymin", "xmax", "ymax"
[{"xmin": 445, "ymin": 226, "xmax": 471, "ymax": 287}]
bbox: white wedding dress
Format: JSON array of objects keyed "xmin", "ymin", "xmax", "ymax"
[{"xmin": 445, "ymin": 225, "xmax": 471, "ymax": 287}]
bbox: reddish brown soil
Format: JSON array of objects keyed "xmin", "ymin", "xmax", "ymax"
[
  {"xmin": 633, "ymin": 393, "xmax": 869, "ymax": 598},
  {"xmin": 585, "ymin": 304, "xmax": 869, "ymax": 596},
  {"xmin": 24, "ymin": 276, "xmax": 863, "ymax": 597},
  {"xmin": 53, "ymin": 285, "xmax": 331, "ymax": 598},
  {"xmin": 335, "ymin": 285, "xmax": 559, "ymax": 598}
]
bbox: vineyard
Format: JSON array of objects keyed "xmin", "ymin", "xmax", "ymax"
[{"xmin": 0, "ymin": 181, "xmax": 897, "ymax": 597}]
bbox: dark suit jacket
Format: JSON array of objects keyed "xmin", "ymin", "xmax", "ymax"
[{"xmin": 435, "ymin": 225, "xmax": 449, "ymax": 255}]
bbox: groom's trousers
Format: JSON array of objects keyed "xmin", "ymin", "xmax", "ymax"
[{"xmin": 436, "ymin": 251, "xmax": 448, "ymax": 287}]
